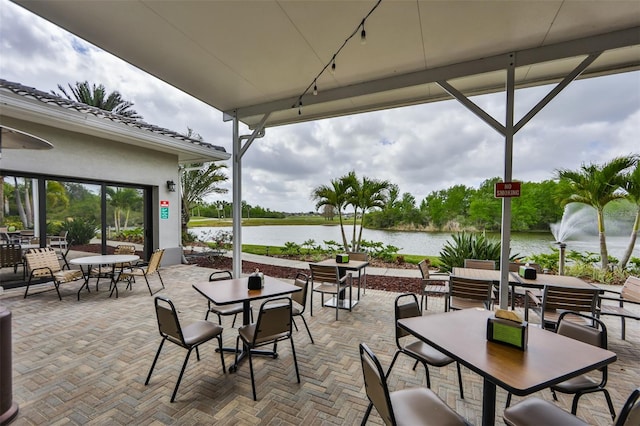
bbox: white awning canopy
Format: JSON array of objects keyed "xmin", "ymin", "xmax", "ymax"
[{"xmin": 12, "ymin": 1, "xmax": 640, "ymax": 129}]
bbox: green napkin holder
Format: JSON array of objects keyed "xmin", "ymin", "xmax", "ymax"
[
  {"xmin": 487, "ymin": 317, "xmax": 528, "ymax": 350},
  {"xmin": 518, "ymin": 265, "xmax": 537, "ymax": 279},
  {"xmin": 336, "ymin": 253, "xmax": 349, "ymax": 263}
]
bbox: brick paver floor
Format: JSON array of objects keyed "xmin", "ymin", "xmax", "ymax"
[{"xmin": 1, "ymin": 263, "xmax": 638, "ymax": 425}]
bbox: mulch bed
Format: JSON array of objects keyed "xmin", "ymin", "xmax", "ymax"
[{"xmin": 71, "ymin": 244, "xmax": 426, "ymax": 294}]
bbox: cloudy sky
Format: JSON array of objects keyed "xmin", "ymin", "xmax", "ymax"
[{"xmin": 1, "ymin": 0, "xmax": 639, "ymax": 213}]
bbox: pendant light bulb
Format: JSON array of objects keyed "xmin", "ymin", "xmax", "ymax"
[
  {"xmin": 360, "ymin": 27, "xmax": 366, "ymax": 45},
  {"xmin": 313, "ymin": 82, "xmax": 318, "ymax": 96},
  {"xmin": 331, "ymin": 56, "xmax": 336, "ymax": 74}
]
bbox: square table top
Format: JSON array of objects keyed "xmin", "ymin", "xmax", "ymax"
[
  {"xmin": 192, "ymin": 275, "xmax": 300, "ymax": 306},
  {"xmin": 313, "ymin": 258, "xmax": 369, "ymax": 270},
  {"xmin": 452, "ymin": 267, "xmax": 598, "ymax": 290},
  {"xmin": 398, "ymin": 308, "xmax": 616, "ymax": 396}
]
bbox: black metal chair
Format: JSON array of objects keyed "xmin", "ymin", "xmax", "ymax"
[
  {"xmin": 290, "ymin": 272, "xmax": 314, "ymax": 343},
  {"xmin": 386, "ymin": 294, "xmax": 464, "ymax": 399},
  {"xmin": 204, "ymin": 270, "xmax": 252, "ymax": 327},
  {"xmin": 506, "ymin": 311, "xmax": 616, "ymax": 420},
  {"xmin": 145, "ymin": 296, "xmax": 226, "ymax": 402},
  {"xmin": 234, "ymin": 297, "xmax": 300, "ymax": 400},
  {"xmin": 359, "ymin": 342, "xmax": 470, "ymax": 426},
  {"xmin": 503, "ymin": 386, "xmax": 640, "ymax": 426}
]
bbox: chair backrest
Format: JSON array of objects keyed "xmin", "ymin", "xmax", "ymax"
[
  {"xmin": 464, "ymin": 259, "xmax": 496, "ymax": 270},
  {"xmin": 209, "ymin": 270, "xmax": 233, "ymax": 281},
  {"xmin": 24, "ymin": 248, "xmax": 62, "ymax": 276},
  {"xmin": 154, "ymin": 296, "xmax": 185, "ymax": 346},
  {"xmin": 291, "ymin": 272, "xmax": 309, "ymax": 308},
  {"xmin": 394, "ymin": 293, "xmax": 421, "ymax": 342},
  {"xmin": 359, "ymin": 343, "xmax": 395, "ymax": 425},
  {"xmin": 557, "ymin": 311, "xmax": 607, "ymax": 348},
  {"xmin": 449, "ymin": 276, "xmax": 494, "ymax": 304},
  {"xmin": 347, "ymin": 252, "xmax": 369, "ymax": 262},
  {"xmin": 310, "ymin": 264, "xmax": 340, "ymax": 284},
  {"xmin": 418, "ymin": 259, "xmax": 430, "ymax": 279},
  {"xmin": 114, "ymin": 244, "xmax": 136, "ymax": 255},
  {"xmin": 0, "ymin": 243, "xmax": 22, "ymax": 268},
  {"xmin": 557, "ymin": 311, "xmax": 608, "ymax": 379},
  {"xmin": 146, "ymin": 249, "xmax": 165, "ymax": 274},
  {"xmin": 542, "ymin": 286, "xmax": 598, "ymax": 316},
  {"xmin": 621, "ymin": 276, "xmax": 640, "ymax": 303},
  {"xmin": 252, "ymin": 297, "xmax": 292, "ymax": 345},
  {"xmin": 616, "ymin": 386, "xmax": 640, "ymax": 426}
]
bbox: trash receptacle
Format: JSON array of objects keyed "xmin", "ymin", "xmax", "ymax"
[{"xmin": 0, "ymin": 305, "xmax": 18, "ymax": 425}]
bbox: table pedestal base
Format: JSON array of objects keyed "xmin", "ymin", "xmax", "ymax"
[{"xmin": 324, "ymin": 297, "xmax": 358, "ymax": 309}]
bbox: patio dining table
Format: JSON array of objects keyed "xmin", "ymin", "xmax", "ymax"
[
  {"xmin": 398, "ymin": 308, "xmax": 617, "ymax": 426},
  {"xmin": 314, "ymin": 258, "xmax": 369, "ymax": 307},
  {"xmin": 70, "ymin": 254, "xmax": 140, "ymax": 299},
  {"xmin": 193, "ymin": 275, "xmax": 301, "ymax": 371}
]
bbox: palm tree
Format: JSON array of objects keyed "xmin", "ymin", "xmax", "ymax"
[
  {"xmin": 620, "ymin": 158, "xmax": 640, "ymax": 270},
  {"xmin": 556, "ymin": 155, "xmax": 636, "ymax": 269},
  {"xmin": 311, "ymin": 177, "xmax": 353, "ymax": 250},
  {"xmin": 52, "ymin": 81, "xmax": 142, "ymax": 119},
  {"xmin": 350, "ymin": 176, "xmax": 390, "ymax": 252},
  {"xmin": 180, "ymin": 162, "xmax": 228, "ymax": 236}
]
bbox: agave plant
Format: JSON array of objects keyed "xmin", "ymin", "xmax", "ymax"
[{"xmin": 438, "ymin": 231, "xmax": 520, "ymax": 272}]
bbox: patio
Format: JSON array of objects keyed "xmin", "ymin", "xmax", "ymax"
[{"xmin": 1, "ymin": 262, "xmax": 638, "ymax": 425}]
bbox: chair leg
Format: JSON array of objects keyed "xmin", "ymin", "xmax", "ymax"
[
  {"xmin": 456, "ymin": 362, "xmax": 464, "ymax": 400},
  {"xmin": 361, "ymin": 402, "xmax": 373, "ymax": 426},
  {"xmin": 232, "ymin": 313, "xmax": 237, "ymax": 328},
  {"xmin": 621, "ymin": 317, "xmax": 626, "ymax": 340},
  {"xmin": 506, "ymin": 392, "xmax": 512, "ymax": 408},
  {"xmin": 217, "ymin": 335, "xmax": 226, "ymax": 374},
  {"xmin": 299, "ymin": 314, "xmax": 314, "ymax": 344},
  {"xmin": 247, "ymin": 342, "xmax": 257, "ymax": 401},
  {"xmin": 157, "ymin": 271, "xmax": 165, "ymax": 290},
  {"xmin": 144, "ymin": 274, "xmax": 153, "ymax": 296},
  {"xmin": 171, "ymin": 347, "xmax": 194, "ymax": 402},
  {"xmin": 552, "ymin": 389, "xmax": 558, "ymax": 401},
  {"xmin": 385, "ymin": 351, "xmax": 402, "ymax": 379},
  {"xmin": 603, "ymin": 389, "xmax": 616, "ymax": 420},
  {"xmin": 145, "ymin": 338, "xmax": 166, "ymax": 385},
  {"xmin": 423, "ymin": 362, "xmax": 431, "ymax": 388},
  {"xmin": 53, "ymin": 281, "xmax": 62, "ymax": 301},
  {"xmin": 290, "ymin": 336, "xmax": 300, "ymax": 383}
]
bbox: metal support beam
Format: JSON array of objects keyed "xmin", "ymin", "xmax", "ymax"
[
  {"xmin": 438, "ymin": 50, "xmax": 600, "ymax": 309},
  {"xmin": 231, "ymin": 113, "xmax": 269, "ymax": 278},
  {"xmin": 499, "ymin": 57, "xmax": 516, "ymax": 310}
]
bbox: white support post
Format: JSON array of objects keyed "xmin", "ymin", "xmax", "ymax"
[
  {"xmin": 499, "ymin": 55, "xmax": 516, "ymax": 310},
  {"xmin": 231, "ymin": 115, "xmax": 242, "ymax": 278}
]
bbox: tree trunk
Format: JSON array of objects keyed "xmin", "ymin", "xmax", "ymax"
[
  {"xmin": 13, "ymin": 177, "xmax": 27, "ymax": 228},
  {"xmin": 338, "ymin": 211, "xmax": 349, "ymax": 251},
  {"xmin": 356, "ymin": 210, "xmax": 366, "ymax": 251},
  {"xmin": 24, "ymin": 181, "xmax": 33, "ymax": 228},
  {"xmin": 619, "ymin": 208, "xmax": 640, "ymax": 270},
  {"xmin": 351, "ymin": 208, "xmax": 358, "ymax": 252},
  {"xmin": 597, "ymin": 208, "xmax": 609, "ymax": 270}
]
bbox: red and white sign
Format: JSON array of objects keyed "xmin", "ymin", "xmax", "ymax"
[
  {"xmin": 160, "ymin": 200, "xmax": 169, "ymax": 207},
  {"xmin": 495, "ymin": 182, "xmax": 521, "ymax": 198}
]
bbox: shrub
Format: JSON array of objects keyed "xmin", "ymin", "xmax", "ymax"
[
  {"xmin": 438, "ymin": 231, "xmax": 521, "ymax": 272},
  {"xmin": 62, "ymin": 219, "xmax": 97, "ymax": 246}
]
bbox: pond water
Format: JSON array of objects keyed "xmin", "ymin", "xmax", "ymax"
[{"xmin": 189, "ymin": 225, "xmax": 639, "ymax": 259}]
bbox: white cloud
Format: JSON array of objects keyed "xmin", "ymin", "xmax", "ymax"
[{"xmin": 1, "ymin": 0, "xmax": 639, "ymax": 213}]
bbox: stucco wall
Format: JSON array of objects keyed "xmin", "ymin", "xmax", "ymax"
[{"xmin": 1, "ymin": 118, "xmax": 182, "ymax": 261}]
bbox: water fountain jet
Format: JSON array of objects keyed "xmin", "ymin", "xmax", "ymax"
[{"xmin": 550, "ymin": 204, "xmax": 595, "ymax": 275}]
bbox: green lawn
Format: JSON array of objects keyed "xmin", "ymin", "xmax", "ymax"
[{"xmin": 189, "ymin": 215, "xmax": 342, "ymax": 227}]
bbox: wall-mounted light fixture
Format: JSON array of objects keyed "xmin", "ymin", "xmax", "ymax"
[{"xmin": 166, "ymin": 180, "xmax": 176, "ymax": 192}]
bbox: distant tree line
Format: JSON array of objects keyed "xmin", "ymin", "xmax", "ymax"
[{"xmin": 366, "ymin": 177, "xmax": 568, "ymax": 232}]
